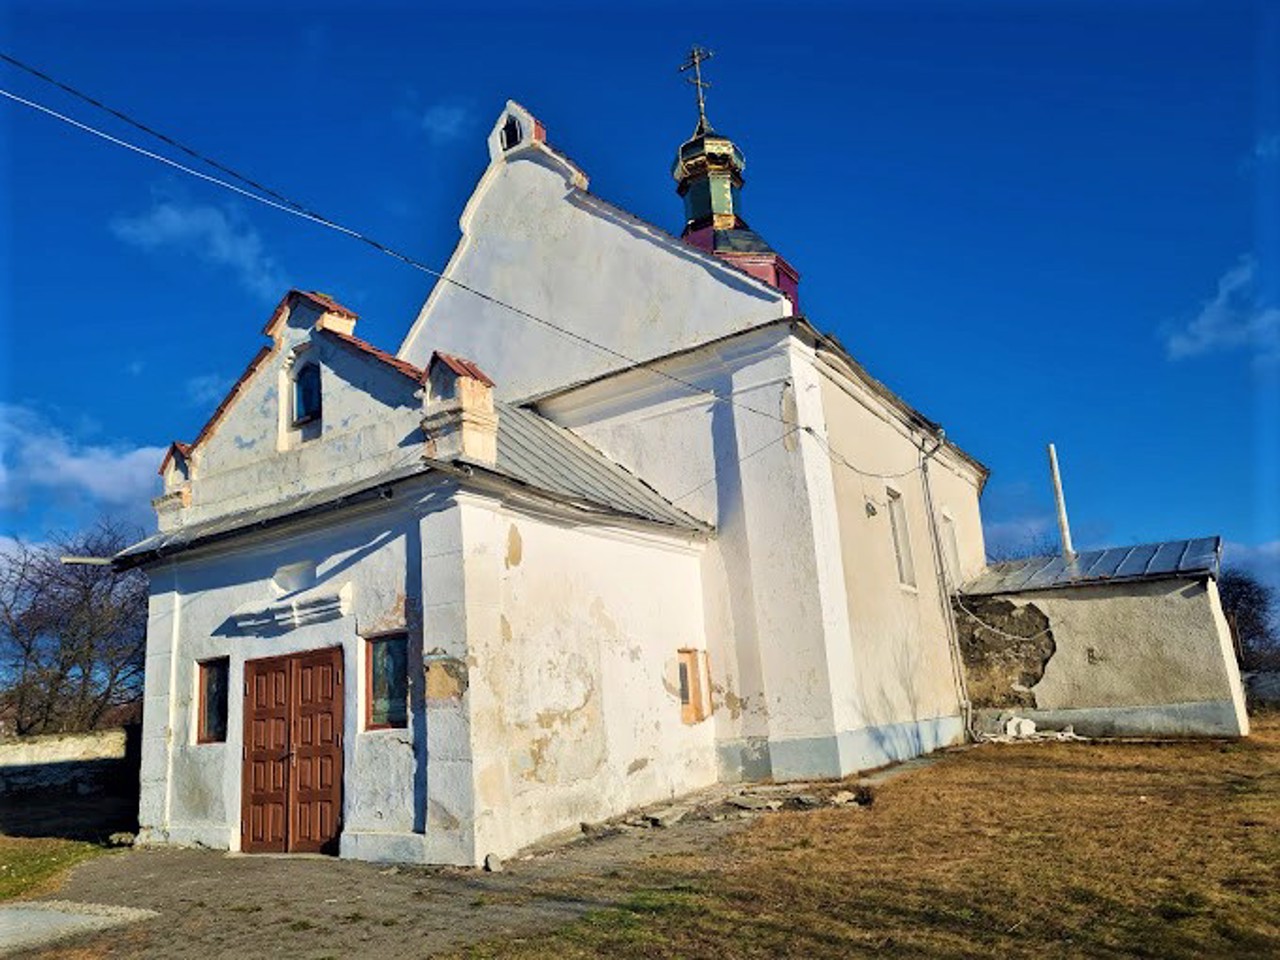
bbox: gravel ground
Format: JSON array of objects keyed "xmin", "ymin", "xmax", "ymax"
[{"xmin": 9, "ymin": 818, "xmax": 746, "ymax": 959}]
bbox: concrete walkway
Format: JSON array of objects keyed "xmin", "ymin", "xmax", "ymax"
[{"xmin": 0, "ymin": 900, "xmax": 157, "ymax": 955}]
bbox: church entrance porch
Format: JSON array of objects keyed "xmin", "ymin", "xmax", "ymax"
[{"xmin": 241, "ymin": 647, "xmax": 345, "ymax": 854}]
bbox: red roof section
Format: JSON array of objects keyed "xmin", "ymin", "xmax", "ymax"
[
  {"xmin": 319, "ymin": 327, "xmax": 425, "ymax": 382},
  {"xmin": 261, "ymin": 289, "xmax": 358, "ymax": 337},
  {"xmin": 157, "ymin": 441, "xmax": 193, "ymax": 476},
  {"xmin": 429, "ymin": 350, "xmax": 495, "ymax": 387}
]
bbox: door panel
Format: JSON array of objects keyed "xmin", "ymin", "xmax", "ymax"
[
  {"xmin": 241, "ymin": 647, "xmax": 344, "ymax": 855},
  {"xmin": 242, "ymin": 656, "xmax": 290, "ymax": 853},
  {"xmin": 289, "ymin": 648, "xmax": 344, "ymax": 854}
]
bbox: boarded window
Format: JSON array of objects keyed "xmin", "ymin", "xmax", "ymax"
[
  {"xmin": 367, "ymin": 635, "xmax": 408, "ymax": 729},
  {"xmin": 198, "ymin": 658, "xmax": 229, "ymax": 743},
  {"xmin": 678, "ymin": 649, "xmax": 710, "ymax": 724},
  {"xmin": 293, "ymin": 363, "xmax": 322, "ymax": 424},
  {"xmin": 887, "ymin": 488, "xmax": 916, "ymax": 588}
]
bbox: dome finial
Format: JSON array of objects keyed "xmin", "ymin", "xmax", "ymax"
[{"xmin": 679, "ymin": 45, "xmax": 714, "ymax": 135}]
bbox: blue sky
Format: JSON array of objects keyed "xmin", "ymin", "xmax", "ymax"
[{"xmin": 1, "ymin": 0, "xmax": 1277, "ymax": 588}]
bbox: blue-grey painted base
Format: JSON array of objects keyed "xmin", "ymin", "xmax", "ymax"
[
  {"xmin": 730, "ymin": 715, "xmax": 966, "ymax": 783},
  {"xmin": 715, "ymin": 737, "xmax": 773, "ymax": 782},
  {"xmin": 973, "ymin": 701, "xmax": 1247, "ymax": 738}
]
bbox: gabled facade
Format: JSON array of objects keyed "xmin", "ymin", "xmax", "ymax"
[{"xmin": 124, "ymin": 101, "xmax": 1246, "ymax": 868}]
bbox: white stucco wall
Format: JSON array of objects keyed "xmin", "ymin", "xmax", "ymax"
[
  {"xmin": 457, "ymin": 498, "xmax": 716, "ymax": 860},
  {"xmin": 180, "ymin": 299, "xmax": 423, "ymax": 528},
  {"xmin": 137, "ymin": 486, "xmax": 439, "ymax": 854},
  {"xmin": 992, "ymin": 577, "xmax": 1250, "ymax": 737},
  {"xmin": 817, "ymin": 357, "xmax": 984, "ymax": 760},
  {"xmin": 397, "ymin": 104, "xmax": 792, "ymax": 401},
  {"xmin": 536, "ymin": 322, "xmax": 980, "ymax": 780}
]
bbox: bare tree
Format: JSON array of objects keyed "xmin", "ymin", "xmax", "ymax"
[
  {"xmin": 1218, "ymin": 567, "xmax": 1279, "ymax": 671},
  {"xmin": 986, "ymin": 530, "xmax": 1061, "ymax": 564},
  {"xmin": 0, "ymin": 521, "xmax": 147, "ymax": 736}
]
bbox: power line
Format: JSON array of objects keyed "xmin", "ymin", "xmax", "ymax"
[{"xmin": 0, "ymin": 62, "xmax": 934, "ymax": 483}]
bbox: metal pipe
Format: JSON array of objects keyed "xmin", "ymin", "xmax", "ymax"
[{"xmin": 1047, "ymin": 443, "xmax": 1075, "ymax": 558}]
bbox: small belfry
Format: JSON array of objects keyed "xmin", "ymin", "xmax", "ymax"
[{"xmin": 673, "ymin": 46, "xmax": 800, "ymax": 307}]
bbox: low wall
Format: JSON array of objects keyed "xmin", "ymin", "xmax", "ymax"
[
  {"xmin": 0, "ymin": 726, "xmax": 141, "ymax": 796},
  {"xmin": 956, "ymin": 576, "xmax": 1249, "ymax": 738}
]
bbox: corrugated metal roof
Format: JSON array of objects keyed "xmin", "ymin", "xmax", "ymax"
[
  {"xmin": 117, "ymin": 405, "xmax": 705, "ymax": 566},
  {"xmin": 960, "ymin": 536, "xmax": 1221, "ymax": 597},
  {"xmin": 487, "ymin": 403, "xmax": 705, "ymax": 531}
]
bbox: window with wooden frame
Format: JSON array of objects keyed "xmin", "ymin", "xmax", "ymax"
[
  {"xmin": 677, "ymin": 648, "xmax": 710, "ymax": 724},
  {"xmin": 886, "ymin": 487, "xmax": 916, "ymax": 588},
  {"xmin": 366, "ymin": 634, "xmax": 408, "ymax": 730},
  {"xmin": 197, "ymin": 657, "xmax": 229, "ymax": 743}
]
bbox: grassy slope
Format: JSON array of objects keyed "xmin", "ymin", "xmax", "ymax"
[
  {"xmin": 0, "ymin": 837, "xmax": 109, "ymax": 901},
  {"xmin": 459, "ymin": 714, "xmax": 1280, "ymax": 959}
]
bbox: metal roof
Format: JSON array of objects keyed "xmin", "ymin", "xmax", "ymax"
[
  {"xmin": 487, "ymin": 403, "xmax": 706, "ymax": 531},
  {"xmin": 960, "ymin": 536, "xmax": 1222, "ymax": 597},
  {"xmin": 117, "ymin": 405, "xmax": 705, "ymax": 567}
]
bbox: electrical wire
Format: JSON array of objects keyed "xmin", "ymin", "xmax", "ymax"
[{"xmin": 0, "ymin": 64, "xmax": 939, "ymax": 483}]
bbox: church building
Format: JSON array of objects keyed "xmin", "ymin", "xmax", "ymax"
[{"xmin": 120, "ymin": 77, "xmax": 1248, "ymax": 865}]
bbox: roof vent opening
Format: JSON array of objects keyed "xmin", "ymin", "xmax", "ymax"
[{"xmin": 500, "ymin": 115, "xmax": 522, "ymax": 151}]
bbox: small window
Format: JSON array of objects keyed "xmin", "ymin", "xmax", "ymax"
[
  {"xmin": 500, "ymin": 115, "xmax": 522, "ymax": 151},
  {"xmin": 942, "ymin": 514, "xmax": 962, "ymax": 584},
  {"xmin": 198, "ymin": 658, "xmax": 229, "ymax": 743},
  {"xmin": 887, "ymin": 488, "xmax": 916, "ymax": 588},
  {"xmin": 367, "ymin": 635, "xmax": 408, "ymax": 729},
  {"xmin": 293, "ymin": 363, "xmax": 322, "ymax": 425},
  {"xmin": 677, "ymin": 649, "xmax": 709, "ymax": 724}
]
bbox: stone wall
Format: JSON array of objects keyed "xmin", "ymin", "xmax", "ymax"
[{"xmin": 0, "ymin": 726, "xmax": 140, "ymax": 796}]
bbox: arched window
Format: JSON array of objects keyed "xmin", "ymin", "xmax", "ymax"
[
  {"xmin": 500, "ymin": 115, "xmax": 522, "ymax": 151},
  {"xmin": 293, "ymin": 363, "xmax": 322, "ymax": 425}
]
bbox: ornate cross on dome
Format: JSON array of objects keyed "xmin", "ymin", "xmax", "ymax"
[{"xmin": 679, "ymin": 46, "xmax": 714, "ymax": 133}]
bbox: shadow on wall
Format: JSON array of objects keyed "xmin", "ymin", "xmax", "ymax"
[
  {"xmin": 0, "ymin": 724, "xmax": 140, "ymax": 841},
  {"xmin": 858, "ymin": 638, "xmax": 933, "ymax": 768}
]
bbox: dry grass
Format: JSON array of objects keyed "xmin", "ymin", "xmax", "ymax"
[
  {"xmin": 460, "ymin": 714, "xmax": 1280, "ymax": 959},
  {"xmin": 0, "ymin": 836, "xmax": 109, "ymax": 902}
]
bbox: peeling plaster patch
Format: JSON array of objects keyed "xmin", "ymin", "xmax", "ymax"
[
  {"xmin": 626, "ymin": 757, "xmax": 649, "ymax": 775},
  {"xmin": 233, "ymin": 435, "xmax": 256, "ymax": 450},
  {"xmin": 500, "ymin": 614, "xmax": 513, "ymax": 642},
  {"xmin": 953, "ymin": 596, "xmax": 1056, "ymax": 708},
  {"xmin": 425, "ymin": 658, "xmax": 468, "ymax": 700},
  {"xmin": 505, "ymin": 524, "xmax": 523, "ymax": 568},
  {"xmin": 712, "ymin": 682, "xmax": 746, "ymax": 720},
  {"xmin": 363, "ymin": 592, "xmax": 409, "ymax": 636}
]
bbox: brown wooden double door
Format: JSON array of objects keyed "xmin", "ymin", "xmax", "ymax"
[{"xmin": 241, "ymin": 647, "xmax": 344, "ymax": 854}]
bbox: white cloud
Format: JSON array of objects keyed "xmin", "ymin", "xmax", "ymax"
[
  {"xmin": 1165, "ymin": 256, "xmax": 1280, "ymax": 362},
  {"xmin": 186, "ymin": 373, "xmax": 233, "ymax": 407},
  {"xmin": 111, "ymin": 200, "xmax": 287, "ymax": 302},
  {"xmin": 421, "ymin": 103, "xmax": 473, "ymax": 144},
  {"xmin": 0, "ymin": 404, "xmax": 164, "ymax": 533}
]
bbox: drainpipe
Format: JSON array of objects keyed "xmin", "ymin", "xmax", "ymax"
[{"xmin": 920, "ymin": 434, "xmax": 975, "ymax": 741}]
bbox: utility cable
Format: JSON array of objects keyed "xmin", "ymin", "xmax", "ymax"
[{"xmin": 0, "ymin": 70, "xmax": 940, "ymax": 483}]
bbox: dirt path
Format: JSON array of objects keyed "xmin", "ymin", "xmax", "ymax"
[{"xmin": 11, "ymin": 819, "xmax": 745, "ymax": 959}]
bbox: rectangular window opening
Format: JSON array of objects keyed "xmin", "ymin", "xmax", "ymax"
[
  {"xmin": 197, "ymin": 657, "xmax": 229, "ymax": 744},
  {"xmin": 367, "ymin": 634, "xmax": 409, "ymax": 729},
  {"xmin": 677, "ymin": 649, "xmax": 709, "ymax": 725},
  {"xmin": 887, "ymin": 488, "xmax": 916, "ymax": 588}
]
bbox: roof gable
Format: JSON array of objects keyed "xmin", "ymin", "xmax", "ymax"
[{"xmin": 397, "ymin": 102, "xmax": 793, "ymax": 401}]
